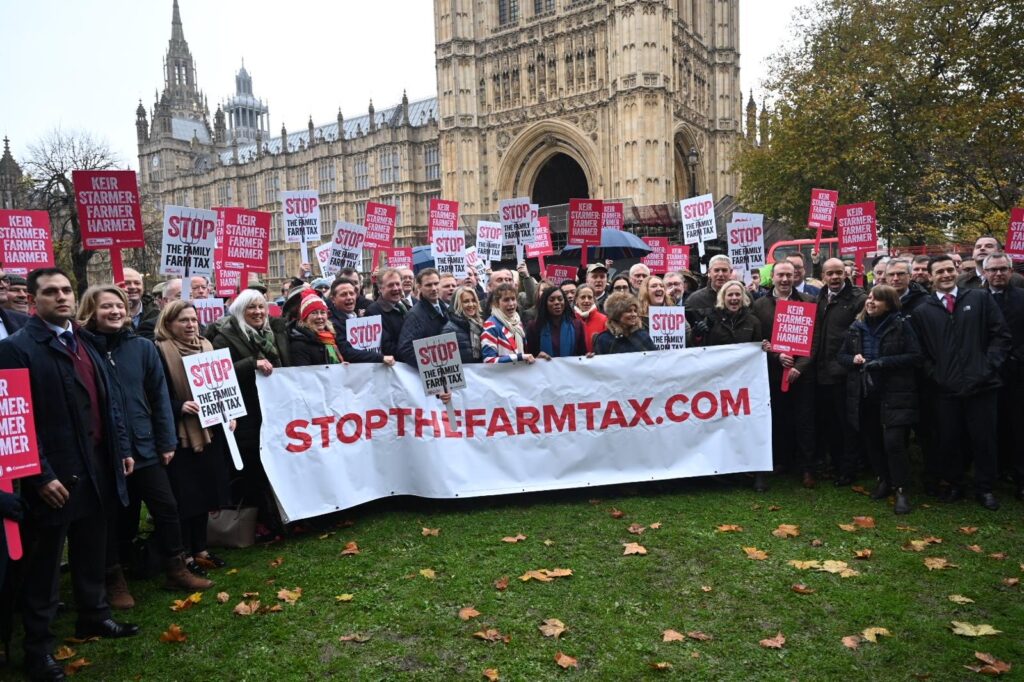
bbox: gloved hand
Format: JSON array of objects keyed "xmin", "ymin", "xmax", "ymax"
[
  {"xmin": 863, "ymin": 360, "xmax": 883, "ymax": 371},
  {"xmin": 0, "ymin": 491, "xmax": 28, "ymax": 522},
  {"xmin": 693, "ymin": 319, "xmax": 710, "ymax": 336}
]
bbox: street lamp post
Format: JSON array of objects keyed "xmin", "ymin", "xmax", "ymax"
[{"xmin": 686, "ymin": 147, "xmax": 699, "ymax": 197}]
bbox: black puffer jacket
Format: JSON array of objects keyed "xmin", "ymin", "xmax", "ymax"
[
  {"xmin": 698, "ymin": 308, "xmax": 763, "ymax": 347},
  {"xmin": 837, "ymin": 313, "xmax": 921, "ymax": 427},
  {"xmin": 910, "ymin": 288, "xmax": 1012, "ymax": 397},
  {"xmin": 441, "ymin": 312, "xmax": 483, "ymax": 364},
  {"xmin": 812, "ymin": 282, "xmax": 867, "ymax": 385},
  {"xmin": 288, "ymin": 322, "xmax": 339, "ymax": 367}
]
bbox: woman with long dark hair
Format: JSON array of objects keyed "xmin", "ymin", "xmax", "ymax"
[{"xmin": 526, "ymin": 286, "xmax": 586, "ymax": 358}]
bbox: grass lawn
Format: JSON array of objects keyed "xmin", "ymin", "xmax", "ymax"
[{"xmin": 30, "ymin": 475, "xmax": 1024, "ymax": 680}]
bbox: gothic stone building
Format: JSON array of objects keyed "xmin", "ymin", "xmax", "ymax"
[{"xmin": 136, "ymin": 0, "xmax": 742, "ymax": 289}]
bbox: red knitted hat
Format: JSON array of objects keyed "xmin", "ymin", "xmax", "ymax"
[{"xmin": 299, "ymin": 289, "xmax": 329, "ymax": 320}]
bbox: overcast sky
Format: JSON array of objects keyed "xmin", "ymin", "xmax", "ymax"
[{"xmin": 0, "ymin": 0, "xmax": 807, "ymax": 169}]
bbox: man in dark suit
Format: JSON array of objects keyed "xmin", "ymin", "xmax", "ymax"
[
  {"xmin": 911, "ymin": 255, "xmax": 1012, "ymax": 511},
  {"xmin": 984, "ymin": 253, "xmax": 1024, "ymax": 499},
  {"xmin": 0, "ymin": 268, "xmax": 138, "ymax": 681},
  {"xmin": 397, "ymin": 268, "xmax": 448, "ymax": 367},
  {"xmin": 364, "ymin": 268, "xmax": 408, "ymax": 359},
  {"xmin": 958, "ymin": 235, "xmax": 1024, "ymax": 290}
]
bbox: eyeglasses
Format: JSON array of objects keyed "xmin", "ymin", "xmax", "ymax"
[{"xmin": 984, "ymin": 266, "xmax": 1010, "ymax": 274}]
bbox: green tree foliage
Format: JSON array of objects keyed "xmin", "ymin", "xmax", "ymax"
[{"xmin": 737, "ymin": 0, "xmax": 1022, "ymax": 246}]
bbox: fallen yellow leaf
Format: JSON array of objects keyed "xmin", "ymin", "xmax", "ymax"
[
  {"xmin": 662, "ymin": 629, "xmax": 685, "ymax": 642},
  {"xmin": 422, "ymin": 527, "xmax": 440, "ymax": 536},
  {"xmin": 554, "ymin": 651, "xmax": 578, "ymax": 669},
  {"xmin": 772, "ymin": 524, "xmax": 800, "ymax": 539},
  {"xmin": 950, "ymin": 621, "xmax": 1001, "ymax": 637},
  {"xmin": 473, "ymin": 628, "xmax": 510, "ymax": 643},
  {"xmin": 842, "ymin": 635, "xmax": 861, "ymax": 649},
  {"xmin": 623, "ymin": 542, "xmax": 647, "ymax": 556},
  {"xmin": 419, "ymin": 568, "xmax": 436, "ymax": 580},
  {"xmin": 159, "ymin": 623, "xmax": 187, "ymax": 643},
  {"xmin": 538, "ymin": 618, "xmax": 566, "ymax": 639},
  {"xmin": 627, "ymin": 523, "xmax": 646, "ymax": 535},
  {"xmin": 341, "ymin": 541, "xmax": 360, "ymax": 556},
  {"xmin": 948, "ymin": 594, "xmax": 974, "ymax": 604},
  {"xmin": 759, "ymin": 632, "xmax": 786, "ymax": 649},
  {"xmin": 216, "ymin": 591, "xmax": 229, "ymax": 603},
  {"xmin": 483, "ymin": 669, "xmax": 500, "ymax": 681},
  {"xmin": 276, "ymin": 587, "xmax": 303, "ymax": 605},
  {"xmin": 459, "ymin": 606, "xmax": 481, "ymax": 621},
  {"xmin": 716, "ymin": 524, "xmax": 743, "ymax": 533},
  {"xmin": 501, "ymin": 533, "xmax": 527, "ymax": 543},
  {"xmin": 924, "ymin": 557, "xmax": 957, "ymax": 571},
  {"xmin": 650, "ymin": 661, "xmax": 673, "ymax": 670},
  {"xmin": 53, "ymin": 645, "xmax": 76, "ymax": 661},
  {"xmin": 743, "ymin": 547, "xmax": 768, "ymax": 560},
  {"xmin": 861, "ymin": 627, "xmax": 890, "ymax": 643},
  {"xmin": 335, "ymin": 594, "xmax": 354, "ymax": 603}
]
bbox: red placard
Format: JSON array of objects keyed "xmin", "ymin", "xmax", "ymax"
[
  {"xmin": 0, "ymin": 210, "xmax": 55, "ymax": 275},
  {"xmin": 220, "ymin": 207, "xmax": 270, "ymax": 273},
  {"xmin": 428, "ymin": 199, "xmax": 459, "ymax": 243},
  {"xmin": 641, "ymin": 237, "xmax": 668, "ymax": 274},
  {"xmin": 836, "ymin": 202, "xmax": 877, "ymax": 255},
  {"xmin": 771, "ymin": 300, "xmax": 817, "ymax": 356},
  {"xmin": 72, "ymin": 170, "xmax": 144, "ymax": 249},
  {"xmin": 364, "ymin": 202, "xmax": 397, "ymax": 250},
  {"xmin": 602, "ymin": 202, "xmax": 624, "ymax": 230},
  {"xmin": 214, "ymin": 269, "xmax": 241, "ymax": 298},
  {"xmin": 568, "ymin": 199, "xmax": 604, "ymax": 246},
  {"xmin": 526, "ymin": 217, "xmax": 554, "ymax": 259},
  {"xmin": 807, "ymin": 189, "xmax": 839, "ymax": 231},
  {"xmin": 1006, "ymin": 208, "xmax": 1024, "ymax": 258},
  {"xmin": 0, "ymin": 368, "xmax": 41, "ymax": 559},
  {"xmin": 665, "ymin": 245, "xmax": 690, "ymax": 272},
  {"xmin": 545, "ymin": 264, "xmax": 578, "ymax": 284},
  {"xmin": 387, "ymin": 247, "xmax": 413, "ymax": 270}
]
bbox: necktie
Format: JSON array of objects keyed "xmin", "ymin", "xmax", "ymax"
[
  {"xmin": 943, "ymin": 293, "xmax": 955, "ymax": 314},
  {"xmin": 60, "ymin": 330, "xmax": 78, "ymax": 353}
]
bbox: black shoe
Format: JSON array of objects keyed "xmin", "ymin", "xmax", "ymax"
[
  {"xmin": 833, "ymin": 475, "xmax": 854, "ymax": 487},
  {"xmin": 940, "ymin": 486, "xmax": 965, "ymax": 503},
  {"xmin": 975, "ymin": 492, "xmax": 1000, "ymax": 511},
  {"xmin": 24, "ymin": 654, "xmax": 66, "ymax": 681},
  {"xmin": 870, "ymin": 479, "xmax": 892, "ymax": 500},
  {"xmin": 753, "ymin": 474, "xmax": 768, "ymax": 492},
  {"xmin": 893, "ymin": 489, "xmax": 911, "ymax": 515},
  {"xmin": 74, "ymin": 618, "xmax": 140, "ymax": 639},
  {"xmin": 185, "ymin": 559, "xmax": 208, "ymax": 577}
]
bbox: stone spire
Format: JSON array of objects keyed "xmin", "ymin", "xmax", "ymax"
[
  {"xmin": 136, "ymin": 100, "xmax": 150, "ymax": 144},
  {"xmin": 745, "ymin": 89, "xmax": 757, "ymax": 143},
  {"xmin": 213, "ymin": 105, "xmax": 226, "ymax": 144},
  {"xmin": 368, "ymin": 100, "xmax": 376, "ymax": 132},
  {"xmin": 337, "ymin": 108, "xmax": 344, "ymax": 140},
  {"xmin": 0, "ymin": 136, "xmax": 25, "ymax": 209},
  {"xmin": 171, "ymin": 0, "xmax": 184, "ymax": 42},
  {"xmin": 759, "ymin": 99, "xmax": 770, "ymax": 147},
  {"xmin": 401, "ymin": 90, "xmax": 410, "ymax": 126},
  {"xmin": 161, "ymin": 0, "xmax": 205, "ymax": 118},
  {"xmin": 308, "ymin": 116, "xmax": 315, "ymax": 145},
  {"xmin": 281, "ymin": 122, "xmax": 288, "ymax": 153}
]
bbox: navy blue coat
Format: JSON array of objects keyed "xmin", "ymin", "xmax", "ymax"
[
  {"xmin": 0, "ymin": 308, "xmax": 29, "ymax": 336},
  {"xmin": 90, "ymin": 328, "xmax": 177, "ymax": 470},
  {"xmin": 397, "ymin": 299, "xmax": 448, "ymax": 366},
  {"xmin": 0, "ymin": 317, "xmax": 131, "ymax": 525}
]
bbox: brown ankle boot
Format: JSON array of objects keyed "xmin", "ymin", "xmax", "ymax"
[
  {"xmin": 105, "ymin": 565, "xmax": 135, "ymax": 610},
  {"xmin": 165, "ymin": 555, "xmax": 213, "ymax": 591}
]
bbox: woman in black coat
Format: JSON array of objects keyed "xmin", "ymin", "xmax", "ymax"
[
  {"xmin": 837, "ymin": 285, "xmax": 921, "ymax": 514},
  {"xmin": 78, "ymin": 285, "xmax": 214, "ymax": 601},
  {"xmin": 441, "ymin": 285, "xmax": 484, "ymax": 363},
  {"xmin": 592, "ymin": 292, "xmax": 657, "ymax": 355},
  {"xmin": 526, "ymin": 286, "xmax": 586, "ymax": 358},
  {"xmin": 695, "ymin": 280, "xmax": 763, "ymax": 346},
  {"xmin": 288, "ymin": 290, "xmax": 345, "ymax": 367}
]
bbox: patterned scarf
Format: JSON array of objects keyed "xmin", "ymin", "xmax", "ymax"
[
  {"xmin": 316, "ymin": 329, "xmax": 343, "ymax": 364},
  {"xmin": 491, "ymin": 306, "xmax": 525, "ymax": 353}
]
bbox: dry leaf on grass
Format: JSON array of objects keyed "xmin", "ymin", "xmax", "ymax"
[
  {"xmin": 1001, "ymin": 578, "xmax": 1019, "ymax": 587},
  {"xmin": 519, "ymin": 568, "xmax": 573, "ymax": 582},
  {"xmin": 242, "ymin": 591, "xmax": 259, "ymax": 599},
  {"xmin": 842, "ymin": 635, "xmax": 861, "ymax": 649},
  {"xmin": 627, "ymin": 523, "xmax": 646, "ymax": 535},
  {"xmin": 419, "ymin": 568, "xmax": 436, "ymax": 580},
  {"xmin": 989, "ymin": 552, "xmax": 1008, "ymax": 561},
  {"xmin": 791, "ymin": 584, "xmax": 816, "ymax": 595},
  {"xmin": 649, "ymin": 522, "xmax": 662, "ymax": 529},
  {"xmin": 951, "ymin": 621, "xmax": 1002, "ymax": 637},
  {"xmin": 959, "ymin": 526, "xmax": 979, "ymax": 535},
  {"xmin": 623, "ymin": 542, "xmax": 647, "ymax": 556},
  {"xmin": 965, "ymin": 652, "xmax": 1011, "ymax": 676},
  {"xmin": 772, "ymin": 524, "xmax": 800, "ymax": 539},
  {"xmin": 838, "ymin": 524, "xmax": 858, "ymax": 532},
  {"xmin": 851, "ymin": 485, "xmax": 871, "ymax": 496},
  {"xmin": 63, "ymin": 658, "xmax": 91, "ymax": 676},
  {"xmin": 861, "ymin": 627, "xmax": 890, "ymax": 643},
  {"xmin": 63, "ymin": 636, "xmax": 99, "ymax": 645},
  {"xmin": 318, "ymin": 532, "xmax": 332, "ymax": 540},
  {"xmin": 538, "ymin": 618, "xmax": 566, "ymax": 639},
  {"xmin": 335, "ymin": 594, "xmax": 354, "ymax": 603},
  {"xmin": 216, "ymin": 592, "xmax": 230, "ymax": 604},
  {"xmin": 233, "ymin": 600, "xmax": 260, "ymax": 616},
  {"xmin": 268, "ymin": 557, "xmax": 284, "ymax": 568},
  {"xmin": 701, "ymin": 585, "xmax": 713, "ymax": 592},
  {"xmin": 966, "ymin": 545, "xmax": 983, "ymax": 553},
  {"xmin": 819, "ymin": 560, "xmax": 860, "ymax": 578},
  {"xmin": 609, "ymin": 508, "xmax": 625, "ymax": 519},
  {"xmin": 159, "ymin": 624, "xmax": 187, "ymax": 643},
  {"xmin": 768, "ymin": 504, "xmax": 782, "ymax": 511},
  {"xmin": 341, "ymin": 541, "xmax": 360, "ymax": 556},
  {"xmin": 494, "ymin": 576, "xmax": 509, "ymax": 591},
  {"xmin": 276, "ymin": 587, "xmax": 302, "ymax": 604},
  {"xmin": 688, "ymin": 631, "xmax": 713, "ymax": 641},
  {"xmin": 949, "ymin": 594, "xmax": 975, "ymax": 604},
  {"xmin": 226, "ymin": 568, "xmax": 239, "ymax": 575},
  {"xmin": 788, "ymin": 560, "xmax": 822, "ymax": 570},
  {"xmin": 473, "ymin": 628, "xmax": 511, "ymax": 644},
  {"xmin": 422, "ymin": 527, "xmax": 440, "ymax": 536},
  {"xmin": 852, "ymin": 516, "xmax": 875, "ymax": 529},
  {"xmin": 554, "ymin": 652, "xmax": 578, "ymax": 669},
  {"xmin": 743, "ymin": 547, "xmax": 768, "ymax": 560},
  {"xmin": 810, "ymin": 538, "xmax": 824, "ymax": 547},
  {"xmin": 895, "ymin": 525, "xmax": 917, "ymax": 532},
  {"xmin": 501, "ymin": 533, "xmax": 527, "ymax": 543},
  {"xmin": 170, "ymin": 592, "xmax": 202, "ymax": 612},
  {"xmin": 482, "ymin": 669, "xmax": 500, "ymax": 681},
  {"xmin": 459, "ymin": 606, "xmax": 481, "ymax": 621},
  {"xmin": 854, "ymin": 549, "xmax": 873, "ymax": 560},
  {"xmin": 759, "ymin": 632, "xmax": 786, "ymax": 649},
  {"xmin": 543, "ymin": 539, "xmax": 555, "ymax": 546},
  {"xmin": 650, "ymin": 662, "xmax": 673, "ymax": 670},
  {"xmin": 924, "ymin": 557, "xmax": 957, "ymax": 571},
  {"xmin": 338, "ymin": 633, "xmax": 371, "ymax": 643},
  {"xmin": 53, "ymin": 646, "xmax": 76, "ymax": 661},
  {"xmin": 662, "ymin": 629, "xmax": 686, "ymax": 642},
  {"xmin": 716, "ymin": 524, "xmax": 743, "ymax": 533}
]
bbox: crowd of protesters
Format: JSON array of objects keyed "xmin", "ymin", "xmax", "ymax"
[{"xmin": 0, "ymin": 231, "xmax": 1021, "ymax": 679}]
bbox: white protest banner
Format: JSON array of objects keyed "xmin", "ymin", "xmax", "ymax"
[
  {"xmin": 499, "ymin": 197, "xmax": 535, "ymax": 247},
  {"xmin": 727, "ymin": 215, "xmax": 766, "ymax": 277},
  {"xmin": 475, "ymin": 220, "xmax": 504, "ymax": 262},
  {"xmin": 330, "ymin": 221, "xmax": 367, "ymax": 272},
  {"xmin": 192, "ymin": 298, "xmax": 225, "ymax": 327},
  {"xmin": 647, "ymin": 306, "xmax": 687, "ymax": 350},
  {"xmin": 466, "ymin": 246, "xmax": 488, "ymax": 288},
  {"xmin": 257, "ymin": 343, "xmax": 771, "ymax": 521},
  {"xmin": 160, "ymin": 206, "xmax": 217, "ymax": 300},
  {"xmin": 431, "ymin": 229, "xmax": 468, "ymax": 278},
  {"xmin": 181, "ymin": 348, "xmax": 247, "ymax": 470},
  {"xmin": 413, "ymin": 332, "xmax": 465, "ymax": 428},
  {"xmin": 347, "ymin": 315, "xmax": 383, "ymax": 352},
  {"xmin": 314, "ymin": 242, "xmax": 334, "ymax": 277},
  {"xmin": 281, "ymin": 190, "xmax": 320, "ymax": 262},
  {"xmin": 680, "ymin": 193, "xmax": 716, "ymax": 271}
]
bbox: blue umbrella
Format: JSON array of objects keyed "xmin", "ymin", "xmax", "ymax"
[
  {"xmin": 560, "ymin": 228, "xmax": 654, "ymax": 260},
  {"xmin": 411, "ymin": 245, "xmax": 435, "ymax": 272}
]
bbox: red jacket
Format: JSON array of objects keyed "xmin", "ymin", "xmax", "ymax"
[{"xmin": 577, "ymin": 309, "xmax": 608, "ymax": 353}]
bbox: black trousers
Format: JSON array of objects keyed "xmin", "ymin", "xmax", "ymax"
[
  {"xmin": 858, "ymin": 394, "xmax": 911, "ymax": 489},
  {"xmin": 935, "ymin": 389, "xmax": 999, "ymax": 493},
  {"xmin": 997, "ymin": 380, "xmax": 1024, "ymax": 483},
  {"xmin": 112, "ymin": 463, "xmax": 185, "ymax": 566},
  {"xmin": 769, "ymin": 375, "xmax": 815, "ymax": 473},
  {"xmin": 912, "ymin": 387, "xmax": 941, "ymax": 489},
  {"xmin": 816, "ymin": 381, "xmax": 860, "ymax": 476},
  {"xmin": 180, "ymin": 514, "xmax": 209, "ymax": 556},
  {"xmin": 21, "ymin": 482, "xmax": 110, "ymax": 658}
]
